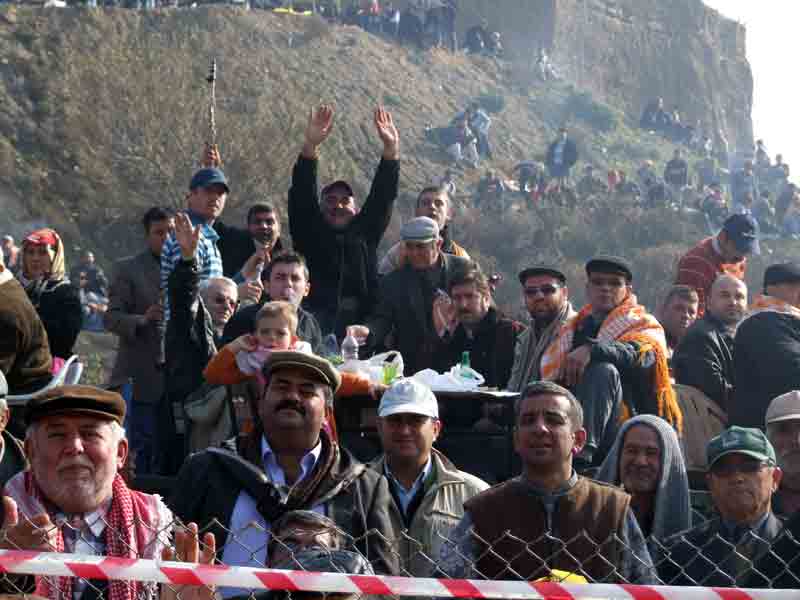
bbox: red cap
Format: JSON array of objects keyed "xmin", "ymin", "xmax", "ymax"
[{"xmin": 23, "ymin": 229, "xmax": 58, "ymax": 247}]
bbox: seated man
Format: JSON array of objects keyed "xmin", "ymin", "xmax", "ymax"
[
  {"xmin": 541, "ymin": 256, "xmax": 681, "ymax": 468},
  {"xmin": 379, "ymin": 186, "xmax": 469, "ymax": 275},
  {"xmin": 170, "ymin": 350, "xmax": 398, "ymax": 598},
  {"xmin": 597, "ymin": 415, "xmax": 691, "ymax": 540},
  {"xmin": 435, "ymin": 267, "xmax": 524, "ymax": 389},
  {"xmin": 658, "ymin": 427, "xmax": 784, "ymax": 587},
  {"xmin": 0, "ymin": 385, "xmax": 173, "ymax": 599},
  {"xmin": 370, "ymin": 379, "xmax": 488, "ymax": 576},
  {"xmin": 658, "ymin": 285, "xmax": 698, "ymax": 359},
  {"xmin": 765, "ymin": 391, "xmax": 800, "ymax": 517},
  {"xmin": 440, "ymin": 381, "xmax": 655, "ymax": 583},
  {"xmin": 354, "ymin": 217, "xmax": 471, "ymax": 376},
  {"xmin": 674, "ymin": 274, "xmax": 747, "ymax": 411},
  {"xmin": 0, "ymin": 250, "xmax": 52, "ymax": 394}
]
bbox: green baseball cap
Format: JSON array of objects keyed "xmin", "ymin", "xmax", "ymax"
[{"xmin": 707, "ymin": 426, "xmax": 776, "ymax": 469}]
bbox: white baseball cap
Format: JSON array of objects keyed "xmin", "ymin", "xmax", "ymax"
[
  {"xmin": 378, "ymin": 379, "xmax": 438, "ymax": 419},
  {"xmin": 766, "ymin": 390, "xmax": 800, "ymax": 426}
]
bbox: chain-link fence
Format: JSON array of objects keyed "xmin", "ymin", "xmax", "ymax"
[{"xmin": 0, "ymin": 505, "xmax": 799, "ymax": 599}]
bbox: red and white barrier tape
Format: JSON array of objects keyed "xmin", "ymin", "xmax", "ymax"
[{"xmin": 0, "ymin": 550, "xmax": 797, "ymax": 599}]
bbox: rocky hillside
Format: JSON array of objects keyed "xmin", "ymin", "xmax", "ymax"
[{"xmin": 0, "ymin": 1, "xmax": 777, "ymax": 321}]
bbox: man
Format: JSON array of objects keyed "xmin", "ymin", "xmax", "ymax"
[
  {"xmin": 355, "ymin": 217, "xmax": 471, "ymax": 376},
  {"xmin": 161, "ymin": 213, "xmax": 238, "ymax": 474},
  {"xmin": 597, "ymin": 415, "xmax": 691, "ymax": 540},
  {"xmin": 545, "ymin": 127, "xmax": 578, "ymax": 185},
  {"xmin": 765, "ymin": 391, "xmax": 800, "ymax": 517},
  {"xmin": 0, "ymin": 385, "xmax": 173, "ymax": 600},
  {"xmin": 675, "ymin": 213, "xmax": 758, "ymax": 314},
  {"xmin": 732, "ymin": 263, "xmax": 800, "ymax": 429},
  {"xmin": 658, "ymin": 427, "xmax": 784, "ymax": 587},
  {"xmin": 370, "ymin": 379, "xmax": 488, "ymax": 576},
  {"xmin": 663, "ymin": 148, "xmax": 689, "ymax": 191},
  {"xmin": 215, "ymin": 203, "xmax": 285, "ymax": 280},
  {"xmin": 70, "ymin": 250, "xmax": 108, "ymax": 298},
  {"xmin": 674, "ymin": 274, "xmax": 747, "ymax": 411},
  {"xmin": 658, "ymin": 285, "xmax": 699, "ymax": 358},
  {"xmin": 379, "ymin": 186, "xmax": 469, "ymax": 275},
  {"xmin": 0, "ymin": 250, "xmax": 52, "ymax": 395},
  {"xmin": 104, "ymin": 206, "xmax": 174, "ymax": 473},
  {"xmin": 1, "ymin": 236, "xmax": 19, "ymax": 272},
  {"xmin": 0, "ymin": 371, "xmax": 25, "ymax": 488},
  {"xmin": 731, "ymin": 159, "xmax": 759, "ymax": 212},
  {"xmin": 170, "ymin": 350, "xmax": 398, "ymax": 597},
  {"xmin": 576, "ymin": 165, "xmax": 607, "ymax": 197},
  {"xmin": 289, "ymin": 105, "xmax": 399, "ymax": 336},
  {"xmin": 435, "ymin": 268, "xmax": 524, "ymax": 389},
  {"xmin": 440, "ymin": 381, "xmax": 655, "ymax": 583},
  {"xmin": 466, "ymin": 103, "xmax": 491, "ymax": 158},
  {"xmin": 540, "ymin": 256, "xmax": 680, "ymax": 468},
  {"xmin": 222, "ymin": 252, "xmax": 322, "ymax": 352},
  {"xmin": 507, "ymin": 266, "xmax": 575, "ymax": 392}
]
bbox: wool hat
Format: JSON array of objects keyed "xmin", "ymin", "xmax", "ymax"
[{"xmin": 25, "ymin": 385, "xmax": 126, "ymax": 426}]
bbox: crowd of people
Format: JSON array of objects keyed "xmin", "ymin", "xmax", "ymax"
[{"xmin": 3, "ymin": 97, "xmax": 800, "ymax": 597}]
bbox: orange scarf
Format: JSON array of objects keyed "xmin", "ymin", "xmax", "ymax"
[
  {"xmin": 747, "ymin": 294, "xmax": 800, "ymax": 320},
  {"xmin": 540, "ymin": 294, "xmax": 682, "ymax": 433}
]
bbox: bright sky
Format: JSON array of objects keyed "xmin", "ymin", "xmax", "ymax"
[{"xmin": 703, "ymin": 1, "xmax": 798, "ymax": 172}]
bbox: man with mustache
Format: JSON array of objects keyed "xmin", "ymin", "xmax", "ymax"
[
  {"xmin": 215, "ymin": 203, "xmax": 286, "ymax": 282},
  {"xmin": 765, "ymin": 391, "xmax": 800, "ymax": 517},
  {"xmin": 289, "ymin": 105, "xmax": 400, "ymax": 337},
  {"xmin": 0, "ymin": 385, "xmax": 175, "ymax": 600},
  {"xmin": 540, "ymin": 256, "xmax": 681, "ymax": 469},
  {"xmin": 658, "ymin": 427, "xmax": 785, "ymax": 587},
  {"xmin": 657, "ymin": 285, "xmax": 698, "ymax": 360},
  {"xmin": 674, "ymin": 274, "xmax": 747, "ymax": 411},
  {"xmin": 596, "ymin": 415, "xmax": 692, "ymax": 540},
  {"xmin": 170, "ymin": 351, "xmax": 398, "ymax": 597},
  {"xmin": 433, "ymin": 266, "xmax": 524, "ymax": 389}
]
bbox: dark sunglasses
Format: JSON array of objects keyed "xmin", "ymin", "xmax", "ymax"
[{"xmin": 524, "ymin": 285, "xmax": 560, "ymax": 297}]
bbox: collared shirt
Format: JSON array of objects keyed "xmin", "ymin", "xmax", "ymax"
[
  {"xmin": 58, "ymin": 500, "xmax": 111, "ymax": 600},
  {"xmin": 219, "ymin": 437, "xmax": 324, "ymax": 598},
  {"xmin": 384, "ymin": 457, "xmax": 432, "ymax": 517},
  {"xmin": 160, "ymin": 210, "xmax": 223, "ymax": 324},
  {"xmin": 720, "ymin": 512, "xmax": 772, "ymax": 543}
]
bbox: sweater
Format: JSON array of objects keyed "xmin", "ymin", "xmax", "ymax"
[{"xmin": 675, "ymin": 237, "xmax": 746, "ymax": 314}]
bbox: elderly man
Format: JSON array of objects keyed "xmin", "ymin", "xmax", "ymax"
[
  {"xmin": 0, "ymin": 372, "xmax": 25, "ymax": 488},
  {"xmin": 369, "ymin": 379, "xmax": 488, "ymax": 576},
  {"xmin": 105, "ymin": 206, "xmax": 174, "ymax": 473},
  {"xmin": 675, "ymin": 214, "xmax": 758, "ymax": 314},
  {"xmin": 597, "ymin": 415, "xmax": 691, "ymax": 540},
  {"xmin": 379, "ymin": 186, "xmax": 469, "ymax": 275},
  {"xmin": 170, "ymin": 350, "xmax": 397, "ymax": 597},
  {"xmin": 289, "ymin": 105, "xmax": 399, "ymax": 336},
  {"xmin": 541, "ymin": 256, "xmax": 680, "ymax": 468},
  {"xmin": 507, "ymin": 266, "xmax": 575, "ymax": 393},
  {"xmin": 674, "ymin": 274, "xmax": 747, "ymax": 411},
  {"xmin": 765, "ymin": 391, "xmax": 800, "ymax": 517},
  {"xmin": 732, "ymin": 263, "xmax": 800, "ymax": 429},
  {"xmin": 658, "ymin": 285, "xmax": 698, "ymax": 358},
  {"xmin": 0, "ymin": 250, "xmax": 52, "ymax": 395},
  {"xmin": 0, "ymin": 385, "xmax": 173, "ymax": 600},
  {"xmin": 659, "ymin": 427, "xmax": 784, "ymax": 587},
  {"xmin": 441, "ymin": 381, "xmax": 655, "ymax": 583},
  {"xmin": 215, "ymin": 203, "xmax": 285, "ymax": 280},
  {"xmin": 353, "ymin": 217, "xmax": 471, "ymax": 376},
  {"xmin": 435, "ymin": 267, "xmax": 524, "ymax": 388}
]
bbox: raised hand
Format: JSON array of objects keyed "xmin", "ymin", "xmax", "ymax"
[
  {"xmin": 374, "ymin": 107, "xmax": 399, "ymax": 160},
  {"xmin": 0, "ymin": 496, "xmax": 58, "ymax": 551},
  {"xmin": 160, "ymin": 522, "xmax": 217, "ymax": 600},
  {"xmin": 174, "ymin": 213, "xmax": 201, "ymax": 261},
  {"xmin": 303, "ymin": 105, "xmax": 335, "ymax": 157},
  {"xmin": 200, "ymin": 143, "xmax": 221, "ymax": 168}
]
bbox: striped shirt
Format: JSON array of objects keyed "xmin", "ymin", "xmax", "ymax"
[
  {"xmin": 160, "ymin": 210, "xmax": 223, "ymax": 324},
  {"xmin": 675, "ymin": 236, "xmax": 746, "ymax": 315}
]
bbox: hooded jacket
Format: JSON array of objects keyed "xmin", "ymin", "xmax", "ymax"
[{"xmin": 596, "ymin": 415, "xmax": 691, "ymax": 541}]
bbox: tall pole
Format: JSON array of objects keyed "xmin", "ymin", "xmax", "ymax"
[{"xmin": 206, "ymin": 59, "xmax": 217, "ymax": 149}]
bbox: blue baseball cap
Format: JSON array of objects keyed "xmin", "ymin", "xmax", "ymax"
[
  {"xmin": 722, "ymin": 214, "xmax": 760, "ymax": 255},
  {"xmin": 189, "ymin": 168, "xmax": 230, "ymax": 193}
]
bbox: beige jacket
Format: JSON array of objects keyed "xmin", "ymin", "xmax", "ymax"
[{"xmin": 370, "ymin": 449, "xmax": 489, "ymax": 576}]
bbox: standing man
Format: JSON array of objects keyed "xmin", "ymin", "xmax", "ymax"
[
  {"xmin": 663, "ymin": 148, "xmax": 689, "ymax": 203},
  {"xmin": 105, "ymin": 206, "xmax": 174, "ymax": 473},
  {"xmin": 440, "ymin": 381, "xmax": 655, "ymax": 583},
  {"xmin": 674, "ymin": 274, "xmax": 747, "ymax": 411},
  {"xmin": 675, "ymin": 214, "xmax": 759, "ymax": 314},
  {"xmin": 545, "ymin": 127, "xmax": 578, "ymax": 187},
  {"xmin": 765, "ymin": 391, "xmax": 800, "ymax": 517},
  {"xmin": 732, "ymin": 263, "xmax": 800, "ymax": 429},
  {"xmin": 435, "ymin": 267, "xmax": 524, "ymax": 389},
  {"xmin": 289, "ymin": 105, "xmax": 399, "ymax": 337},
  {"xmin": 658, "ymin": 285, "xmax": 699, "ymax": 358},
  {"xmin": 541, "ymin": 257, "xmax": 681, "ymax": 468},
  {"xmin": 507, "ymin": 266, "xmax": 575, "ymax": 392},
  {"xmin": 370, "ymin": 379, "xmax": 488, "ymax": 576},
  {"xmin": 215, "ymin": 202, "xmax": 285, "ymax": 280}
]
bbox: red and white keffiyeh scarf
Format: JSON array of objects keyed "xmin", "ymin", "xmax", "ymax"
[{"xmin": 746, "ymin": 294, "xmax": 800, "ymax": 321}]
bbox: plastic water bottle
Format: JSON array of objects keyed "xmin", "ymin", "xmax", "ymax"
[{"xmin": 341, "ymin": 333, "xmax": 360, "ymax": 362}]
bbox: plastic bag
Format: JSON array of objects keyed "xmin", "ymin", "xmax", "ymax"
[{"xmin": 411, "ymin": 365, "xmax": 485, "ymax": 392}]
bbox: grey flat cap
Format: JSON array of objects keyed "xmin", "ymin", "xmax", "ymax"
[{"xmin": 401, "ymin": 217, "xmax": 439, "ymax": 243}]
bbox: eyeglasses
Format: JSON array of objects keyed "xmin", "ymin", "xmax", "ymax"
[
  {"xmin": 214, "ymin": 295, "xmax": 237, "ymax": 309},
  {"xmin": 524, "ymin": 285, "xmax": 560, "ymax": 297},
  {"xmin": 710, "ymin": 460, "xmax": 770, "ymax": 477}
]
